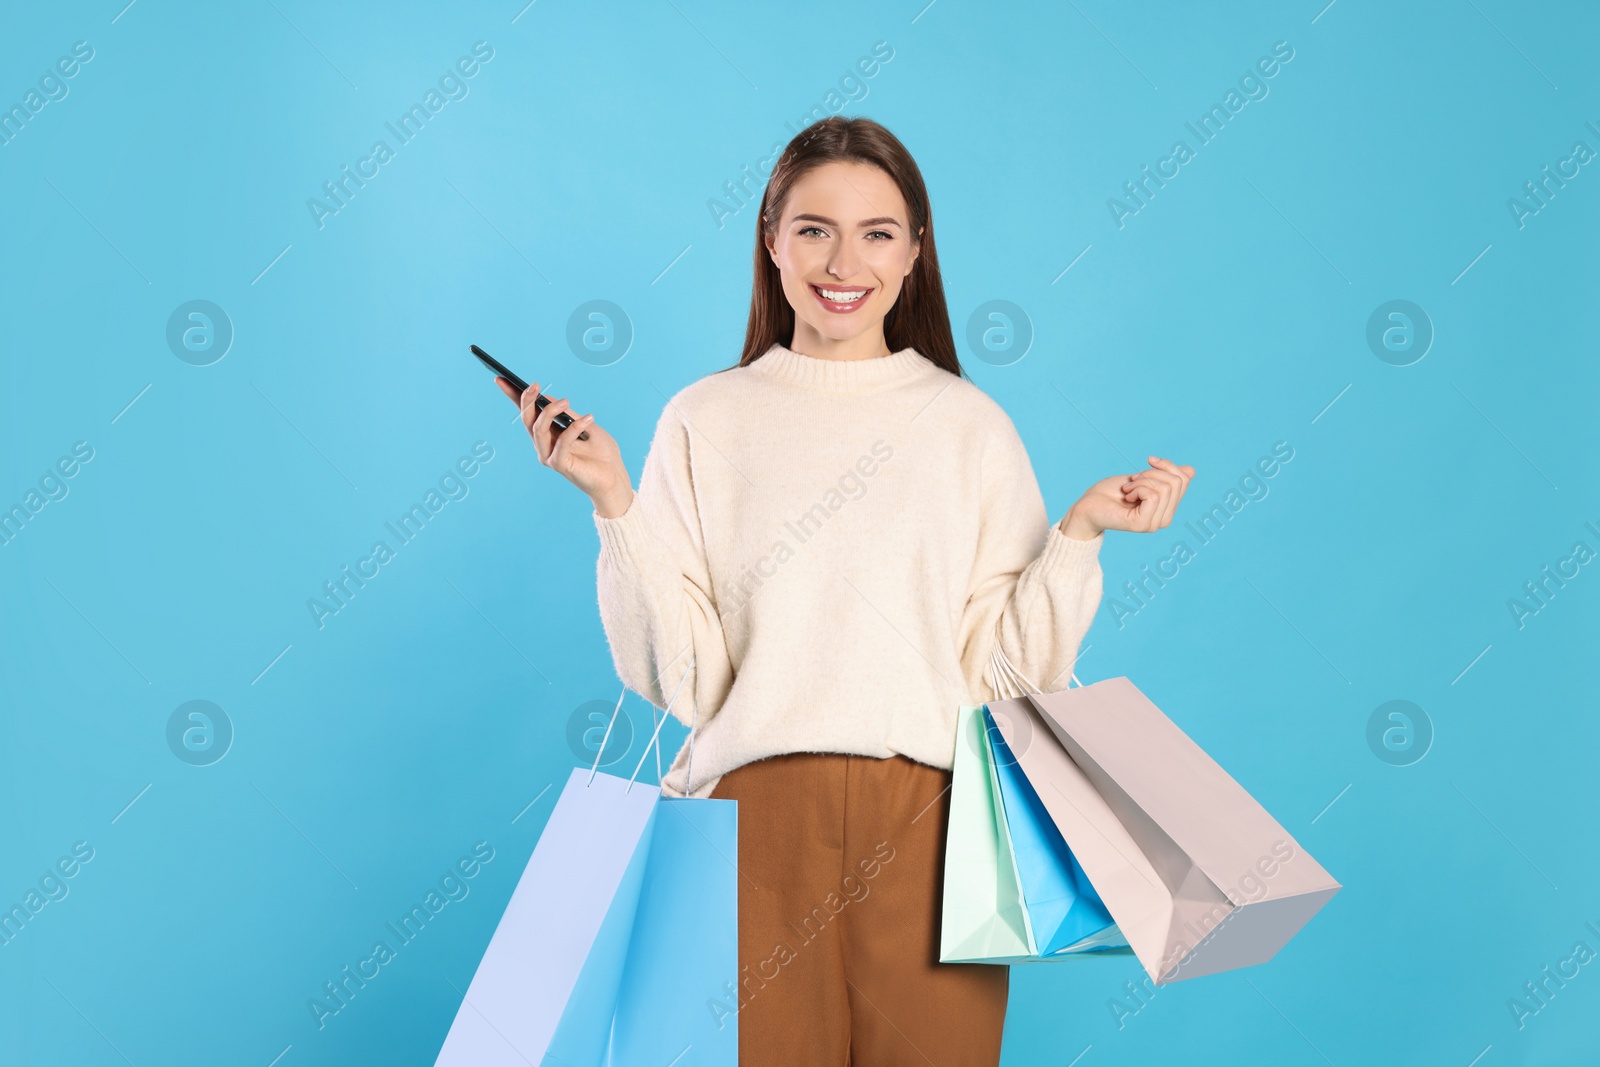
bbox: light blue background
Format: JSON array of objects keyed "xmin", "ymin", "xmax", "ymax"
[{"xmin": 2, "ymin": 1, "xmax": 1597, "ymax": 1064}]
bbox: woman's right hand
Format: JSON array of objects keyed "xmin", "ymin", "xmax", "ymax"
[{"xmin": 496, "ymin": 378, "xmax": 635, "ymax": 518}]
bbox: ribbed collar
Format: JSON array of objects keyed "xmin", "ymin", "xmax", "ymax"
[{"xmin": 750, "ymin": 342, "xmax": 933, "ymax": 393}]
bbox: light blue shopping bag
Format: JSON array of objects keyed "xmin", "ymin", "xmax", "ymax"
[
  {"xmin": 434, "ymin": 664, "xmax": 737, "ymax": 1066},
  {"xmin": 984, "ymin": 705, "xmax": 1119, "ymax": 955}
]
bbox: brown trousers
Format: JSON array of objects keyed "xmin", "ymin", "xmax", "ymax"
[{"xmin": 709, "ymin": 752, "xmax": 1009, "ymax": 1065}]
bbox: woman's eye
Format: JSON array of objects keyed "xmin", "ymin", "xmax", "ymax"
[
  {"xmin": 799, "ymin": 225, "xmax": 826, "ymax": 238},
  {"xmin": 866, "ymin": 230, "xmax": 893, "ymax": 241}
]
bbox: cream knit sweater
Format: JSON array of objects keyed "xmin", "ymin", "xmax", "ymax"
[{"xmin": 593, "ymin": 342, "xmax": 1104, "ymax": 799}]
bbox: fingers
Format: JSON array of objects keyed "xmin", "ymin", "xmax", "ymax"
[
  {"xmin": 1124, "ymin": 469, "xmax": 1180, "ymax": 530},
  {"xmin": 1148, "ymin": 456, "xmax": 1194, "ymax": 495},
  {"xmin": 1136, "ymin": 458, "xmax": 1197, "ymax": 527},
  {"xmin": 547, "ymin": 419, "xmax": 575, "ymax": 473},
  {"xmin": 1120, "ymin": 478, "xmax": 1153, "ymax": 527},
  {"xmin": 539, "ymin": 396, "xmax": 593, "ymax": 466},
  {"xmin": 511, "ymin": 385, "xmax": 542, "ymax": 458},
  {"xmin": 516, "ymin": 381, "xmax": 541, "ymax": 427},
  {"xmin": 536, "ymin": 396, "xmax": 576, "ymax": 435},
  {"xmin": 1144, "ymin": 468, "xmax": 1181, "ymax": 529},
  {"xmin": 1147, "ymin": 455, "xmax": 1185, "ymax": 480},
  {"xmin": 1149, "ymin": 456, "xmax": 1194, "ymax": 528},
  {"xmin": 1154, "ymin": 478, "xmax": 1180, "ymax": 529},
  {"xmin": 1097, "ymin": 457, "xmax": 1198, "ymax": 536},
  {"xmin": 547, "ymin": 408, "xmax": 597, "ymax": 471},
  {"xmin": 530, "ymin": 393, "xmax": 574, "ymax": 461},
  {"xmin": 1125, "ymin": 469, "xmax": 1180, "ymax": 500},
  {"xmin": 1117, "ymin": 479, "xmax": 1158, "ymax": 532}
]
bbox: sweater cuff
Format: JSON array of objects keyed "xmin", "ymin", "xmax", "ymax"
[
  {"xmin": 1038, "ymin": 523, "xmax": 1103, "ymax": 577},
  {"xmin": 593, "ymin": 493, "xmax": 660, "ymax": 565}
]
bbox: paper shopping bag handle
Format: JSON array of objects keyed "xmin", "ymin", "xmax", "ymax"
[
  {"xmin": 627, "ymin": 655, "xmax": 695, "ymax": 793},
  {"xmin": 584, "ymin": 653, "xmax": 696, "ymax": 792},
  {"xmin": 988, "ymin": 638, "xmax": 1085, "ymax": 699},
  {"xmin": 586, "ymin": 686, "xmax": 629, "ymax": 786}
]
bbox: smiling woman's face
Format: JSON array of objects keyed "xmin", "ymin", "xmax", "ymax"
[{"xmin": 765, "ymin": 160, "xmax": 920, "ymax": 358}]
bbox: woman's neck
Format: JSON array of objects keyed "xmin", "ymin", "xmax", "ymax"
[{"xmin": 788, "ymin": 324, "xmax": 892, "ymax": 362}]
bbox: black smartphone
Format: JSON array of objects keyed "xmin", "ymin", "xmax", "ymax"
[{"xmin": 470, "ymin": 344, "xmax": 589, "ymax": 441}]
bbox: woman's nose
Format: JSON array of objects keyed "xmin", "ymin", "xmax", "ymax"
[{"xmin": 828, "ymin": 244, "xmax": 860, "ymax": 279}]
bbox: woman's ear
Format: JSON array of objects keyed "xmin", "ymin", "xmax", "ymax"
[
  {"xmin": 906, "ymin": 232, "xmax": 921, "ymax": 277},
  {"xmin": 763, "ymin": 218, "xmax": 779, "ymax": 265}
]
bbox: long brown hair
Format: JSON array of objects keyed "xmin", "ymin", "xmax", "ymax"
[{"xmin": 729, "ymin": 116, "xmax": 965, "ymax": 379}]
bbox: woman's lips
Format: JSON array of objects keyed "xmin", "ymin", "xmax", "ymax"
[{"xmin": 810, "ymin": 284, "xmax": 872, "ymax": 313}]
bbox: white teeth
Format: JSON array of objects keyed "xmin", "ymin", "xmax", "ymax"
[{"xmin": 817, "ymin": 287, "xmax": 868, "ymax": 302}]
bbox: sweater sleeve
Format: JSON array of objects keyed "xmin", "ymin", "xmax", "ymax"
[
  {"xmin": 593, "ymin": 400, "xmax": 723, "ymax": 728},
  {"xmin": 958, "ymin": 414, "xmax": 1104, "ymax": 703}
]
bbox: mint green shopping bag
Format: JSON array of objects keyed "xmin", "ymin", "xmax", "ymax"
[
  {"xmin": 940, "ymin": 705, "xmax": 1035, "ymax": 962},
  {"xmin": 940, "ymin": 703, "xmax": 1131, "ymax": 965}
]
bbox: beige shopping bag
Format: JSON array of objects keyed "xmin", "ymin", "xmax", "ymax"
[{"xmin": 984, "ymin": 674, "xmax": 1340, "ymax": 985}]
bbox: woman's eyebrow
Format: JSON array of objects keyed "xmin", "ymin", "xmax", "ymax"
[{"xmin": 791, "ymin": 212, "xmax": 903, "ymax": 229}]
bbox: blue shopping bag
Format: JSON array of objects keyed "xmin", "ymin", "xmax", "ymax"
[
  {"xmin": 434, "ymin": 665, "xmax": 736, "ymax": 1066},
  {"xmin": 984, "ymin": 705, "xmax": 1118, "ymax": 955}
]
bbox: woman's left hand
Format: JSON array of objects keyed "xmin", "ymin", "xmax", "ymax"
[{"xmin": 1060, "ymin": 456, "xmax": 1196, "ymax": 540}]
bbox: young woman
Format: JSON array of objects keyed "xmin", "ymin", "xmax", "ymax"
[{"xmin": 499, "ymin": 116, "xmax": 1194, "ymax": 1065}]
